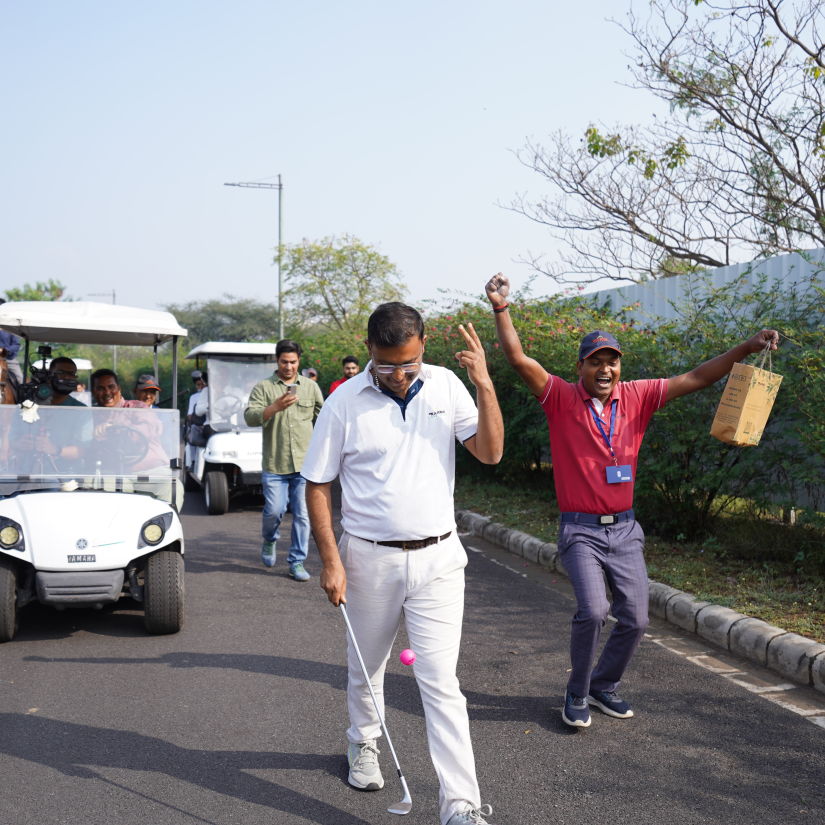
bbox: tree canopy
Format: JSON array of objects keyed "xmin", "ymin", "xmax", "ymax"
[
  {"xmin": 3, "ymin": 280, "xmax": 67, "ymax": 301},
  {"xmin": 164, "ymin": 295, "xmax": 278, "ymax": 346},
  {"xmin": 282, "ymin": 235, "xmax": 407, "ymax": 333},
  {"xmin": 512, "ymin": 0, "xmax": 825, "ymax": 286}
]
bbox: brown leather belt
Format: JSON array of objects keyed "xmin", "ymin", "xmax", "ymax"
[{"xmin": 375, "ymin": 531, "xmax": 452, "ymax": 551}]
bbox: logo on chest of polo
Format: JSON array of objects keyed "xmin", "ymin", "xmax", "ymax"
[{"xmin": 428, "ymin": 410, "xmax": 446, "ymax": 416}]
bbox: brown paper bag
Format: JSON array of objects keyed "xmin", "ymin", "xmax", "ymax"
[{"xmin": 710, "ymin": 359, "xmax": 783, "ymax": 446}]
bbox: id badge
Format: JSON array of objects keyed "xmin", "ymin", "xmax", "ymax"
[{"xmin": 606, "ymin": 465, "xmax": 633, "ymax": 484}]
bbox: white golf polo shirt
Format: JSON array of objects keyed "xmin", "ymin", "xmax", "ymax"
[{"xmin": 301, "ymin": 361, "xmax": 479, "ymax": 541}]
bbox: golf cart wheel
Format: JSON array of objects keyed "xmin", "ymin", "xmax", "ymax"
[
  {"xmin": 0, "ymin": 556, "xmax": 18, "ymax": 643},
  {"xmin": 143, "ymin": 550, "xmax": 184, "ymax": 634},
  {"xmin": 204, "ymin": 470, "xmax": 229, "ymax": 515}
]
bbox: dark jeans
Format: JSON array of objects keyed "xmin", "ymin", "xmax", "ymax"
[{"xmin": 558, "ymin": 518, "xmax": 649, "ymax": 697}]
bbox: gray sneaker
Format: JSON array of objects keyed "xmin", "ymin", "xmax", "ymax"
[
  {"xmin": 446, "ymin": 804, "xmax": 496, "ymax": 825},
  {"xmin": 289, "ymin": 562, "xmax": 310, "ymax": 581},
  {"xmin": 347, "ymin": 740, "xmax": 384, "ymax": 790},
  {"xmin": 260, "ymin": 541, "xmax": 276, "ymax": 567}
]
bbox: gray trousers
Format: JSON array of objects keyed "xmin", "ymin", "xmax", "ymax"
[{"xmin": 557, "ymin": 518, "xmax": 649, "ymax": 697}]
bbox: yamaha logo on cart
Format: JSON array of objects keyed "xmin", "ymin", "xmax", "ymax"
[
  {"xmin": 76, "ymin": 538, "xmax": 88, "ymax": 550},
  {"xmin": 68, "ymin": 554, "xmax": 96, "ymax": 563}
]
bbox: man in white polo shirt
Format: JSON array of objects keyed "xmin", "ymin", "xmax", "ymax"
[{"xmin": 303, "ymin": 302, "xmax": 504, "ymax": 825}]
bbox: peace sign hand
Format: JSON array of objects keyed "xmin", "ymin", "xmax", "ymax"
[{"xmin": 454, "ymin": 322, "xmax": 491, "ymax": 388}]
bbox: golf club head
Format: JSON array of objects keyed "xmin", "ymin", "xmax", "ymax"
[{"xmin": 387, "ymin": 777, "xmax": 412, "ymax": 816}]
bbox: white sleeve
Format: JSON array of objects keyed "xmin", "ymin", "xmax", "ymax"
[
  {"xmin": 449, "ymin": 371, "xmax": 479, "ymax": 444},
  {"xmin": 301, "ymin": 400, "xmax": 344, "ymax": 483}
]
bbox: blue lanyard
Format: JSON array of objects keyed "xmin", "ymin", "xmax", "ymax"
[{"xmin": 587, "ymin": 399, "xmax": 618, "ymax": 464}]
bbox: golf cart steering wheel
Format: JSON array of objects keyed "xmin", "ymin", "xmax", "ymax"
[
  {"xmin": 96, "ymin": 425, "xmax": 150, "ymax": 469},
  {"xmin": 212, "ymin": 394, "xmax": 242, "ymax": 420}
]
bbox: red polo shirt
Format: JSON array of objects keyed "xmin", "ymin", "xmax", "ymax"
[
  {"xmin": 328, "ymin": 377, "xmax": 347, "ymax": 395},
  {"xmin": 539, "ymin": 375, "xmax": 668, "ymax": 514}
]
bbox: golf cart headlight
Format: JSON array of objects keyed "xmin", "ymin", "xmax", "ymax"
[
  {"xmin": 0, "ymin": 525, "xmax": 20, "ymax": 547},
  {"xmin": 0, "ymin": 518, "xmax": 24, "ymax": 552},
  {"xmin": 138, "ymin": 512, "xmax": 173, "ymax": 548},
  {"xmin": 143, "ymin": 523, "xmax": 163, "ymax": 544}
]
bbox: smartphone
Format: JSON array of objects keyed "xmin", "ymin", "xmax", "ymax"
[{"xmin": 286, "ymin": 384, "xmax": 298, "ymax": 395}]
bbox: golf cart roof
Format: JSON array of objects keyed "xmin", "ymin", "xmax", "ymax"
[
  {"xmin": 0, "ymin": 301, "xmax": 187, "ymax": 346},
  {"xmin": 185, "ymin": 342, "xmax": 277, "ymax": 359}
]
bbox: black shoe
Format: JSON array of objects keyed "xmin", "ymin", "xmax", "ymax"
[
  {"xmin": 562, "ymin": 691, "xmax": 591, "ymax": 727},
  {"xmin": 588, "ymin": 689, "xmax": 634, "ymax": 718}
]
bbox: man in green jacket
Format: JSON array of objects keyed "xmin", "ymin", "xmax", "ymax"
[{"xmin": 244, "ymin": 339, "xmax": 324, "ymax": 580}]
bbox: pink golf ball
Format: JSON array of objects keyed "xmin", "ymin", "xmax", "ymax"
[{"xmin": 400, "ymin": 648, "xmax": 416, "ymax": 666}]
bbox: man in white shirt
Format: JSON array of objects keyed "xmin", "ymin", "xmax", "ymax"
[{"xmin": 302, "ymin": 302, "xmax": 504, "ymax": 825}]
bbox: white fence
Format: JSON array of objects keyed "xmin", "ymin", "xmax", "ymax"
[{"xmin": 582, "ymin": 249, "xmax": 825, "ymax": 322}]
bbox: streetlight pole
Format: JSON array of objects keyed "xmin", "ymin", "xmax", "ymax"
[{"xmin": 224, "ymin": 176, "xmax": 284, "ymax": 339}]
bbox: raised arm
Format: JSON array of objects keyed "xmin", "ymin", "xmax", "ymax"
[
  {"xmin": 485, "ymin": 273, "xmax": 550, "ymax": 397},
  {"xmin": 666, "ymin": 329, "xmax": 780, "ymax": 402},
  {"xmin": 454, "ymin": 322, "xmax": 503, "ymax": 465}
]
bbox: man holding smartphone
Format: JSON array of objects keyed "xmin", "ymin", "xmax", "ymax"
[{"xmin": 245, "ymin": 339, "xmax": 324, "ymax": 580}]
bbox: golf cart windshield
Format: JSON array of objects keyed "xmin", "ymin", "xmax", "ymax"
[
  {"xmin": 205, "ymin": 357, "xmax": 275, "ymax": 432},
  {"xmin": 0, "ymin": 406, "xmax": 181, "ymax": 505}
]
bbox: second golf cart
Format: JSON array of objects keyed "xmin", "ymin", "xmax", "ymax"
[{"xmin": 183, "ymin": 341, "xmax": 277, "ymax": 514}]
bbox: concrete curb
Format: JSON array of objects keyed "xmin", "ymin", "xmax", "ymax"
[{"xmin": 456, "ymin": 509, "xmax": 825, "ymax": 697}]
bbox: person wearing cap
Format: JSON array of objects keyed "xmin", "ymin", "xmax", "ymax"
[
  {"xmin": 301, "ymin": 367, "xmax": 319, "ymax": 382},
  {"xmin": 134, "ymin": 374, "xmax": 161, "ymax": 407},
  {"xmin": 484, "ymin": 272, "xmax": 779, "ymax": 729}
]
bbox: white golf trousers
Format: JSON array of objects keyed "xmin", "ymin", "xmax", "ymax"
[{"xmin": 340, "ymin": 531, "xmax": 481, "ymax": 825}]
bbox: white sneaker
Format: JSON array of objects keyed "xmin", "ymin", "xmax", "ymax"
[
  {"xmin": 347, "ymin": 739, "xmax": 384, "ymax": 790},
  {"xmin": 446, "ymin": 804, "xmax": 496, "ymax": 825}
]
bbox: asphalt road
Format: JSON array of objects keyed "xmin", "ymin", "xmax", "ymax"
[{"xmin": 1, "ymin": 490, "xmax": 823, "ymax": 825}]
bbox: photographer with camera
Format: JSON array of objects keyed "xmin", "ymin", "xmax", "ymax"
[{"xmin": 43, "ymin": 358, "xmax": 87, "ymax": 407}]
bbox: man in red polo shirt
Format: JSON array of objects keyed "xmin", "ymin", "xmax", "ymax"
[
  {"xmin": 328, "ymin": 355, "xmax": 360, "ymax": 395},
  {"xmin": 485, "ymin": 273, "xmax": 779, "ymax": 728}
]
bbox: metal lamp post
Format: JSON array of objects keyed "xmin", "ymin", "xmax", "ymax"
[{"xmin": 224, "ymin": 176, "xmax": 284, "ymax": 339}]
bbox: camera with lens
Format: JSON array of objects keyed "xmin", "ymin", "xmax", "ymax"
[{"xmin": 16, "ymin": 345, "xmax": 55, "ymax": 403}]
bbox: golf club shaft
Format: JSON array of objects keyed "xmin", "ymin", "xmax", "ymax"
[{"xmin": 339, "ymin": 603, "xmax": 406, "ymax": 781}]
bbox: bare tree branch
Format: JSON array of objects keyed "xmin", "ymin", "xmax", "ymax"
[{"xmin": 513, "ymin": 0, "xmax": 825, "ymax": 286}]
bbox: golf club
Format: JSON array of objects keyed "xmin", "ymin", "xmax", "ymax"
[{"xmin": 339, "ymin": 602, "xmax": 412, "ymax": 816}]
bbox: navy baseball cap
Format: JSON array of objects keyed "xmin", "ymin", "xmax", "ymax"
[{"xmin": 578, "ymin": 330, "xmax": 622, "ymax": 361}]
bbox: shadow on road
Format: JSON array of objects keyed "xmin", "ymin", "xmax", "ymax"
[{"xmin": 0, "ymin": 713, "xmax": 370, "ymax": 825}]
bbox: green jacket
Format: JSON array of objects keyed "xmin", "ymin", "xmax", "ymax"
[{"xmin": 244, "ymin": 373, "xmax": 324, "ymax": 474}]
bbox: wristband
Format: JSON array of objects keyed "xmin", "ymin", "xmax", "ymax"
[{"xmin": 493, "ymin": 303, "xmax": 510, "ymax": 314}]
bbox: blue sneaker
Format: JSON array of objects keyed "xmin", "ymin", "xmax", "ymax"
[
  {"xmin": 260, "ymin": 542, "xmax": 276, "ymax": 567},
  {"xmin": 588, "ymin": 689, "xmax": 634, "ymax": 718},
  {"xmin": 289, "ymin": 562, "xmax": 310, "ymax": 581},
  {"xmin": 562, "ymin": 691, "xmax": 591, "ymax": 728}
]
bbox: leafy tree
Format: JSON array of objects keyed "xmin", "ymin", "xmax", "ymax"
[
  {"xmin": 164, "ymin": 295, "xmax": 278, "ymax": 346},
  {"xmin": 512, "ymin": 0, "xmax": 825, "ymax": 286},
  {"xmin": 4, "ymin": 280, "xmax": 67, "ymax": 301},
  {"xmin": 282, "ymin": 235, "xmax": 406, "ymax": 333}
]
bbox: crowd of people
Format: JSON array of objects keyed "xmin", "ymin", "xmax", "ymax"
[{"xmin": 0, "ymin": 281, "xmax": 780, "ymax": 825}]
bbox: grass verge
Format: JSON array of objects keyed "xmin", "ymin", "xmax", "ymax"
[{"xmin": 455, "ymin": 474, "xmax": 825, "ymax": 644}]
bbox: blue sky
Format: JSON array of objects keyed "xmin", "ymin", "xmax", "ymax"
[{"xmin": 1, "ymin": 1, "xmax": 662, "ymax": 315}]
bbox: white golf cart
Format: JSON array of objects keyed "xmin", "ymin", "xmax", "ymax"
[
  {"xmin": 0, "ymin": 301, "xmax": 188, "ymax": 642},
  {"xmin": 183, "ymin": 341, "xmax": 277, "ymax": 515}
]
